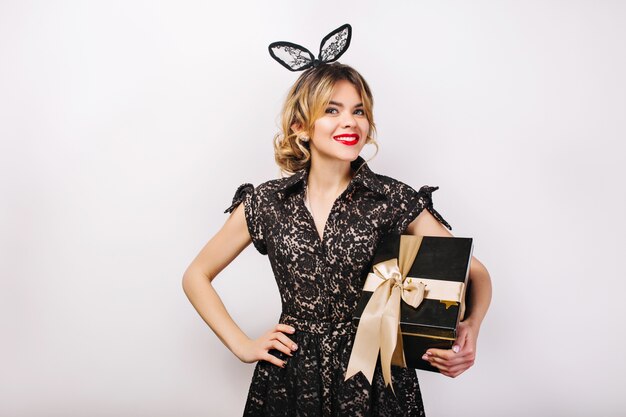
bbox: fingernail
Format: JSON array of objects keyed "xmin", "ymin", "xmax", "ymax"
[
  {"xmin": 289, "ymin": 327, "xmax": 296, "ymax": 333},
  {"xmin": 292, "ymin": 344, "xmax": 298, "ymax": 351},
  {"xmin": 422, "ymin": 354, "xmax": 429, "ymax": 360},
  {"xmin": 283, "ymin": 360, "xmax": 287, "ymax": 367},
  {"xmin": 452, "ymin": 345, "xmax": 460, "ymax": 353}
]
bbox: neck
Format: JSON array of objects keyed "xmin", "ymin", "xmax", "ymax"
[{"xmin": 307, "ymin": 157, "xmax": 353, "ymax": 196}]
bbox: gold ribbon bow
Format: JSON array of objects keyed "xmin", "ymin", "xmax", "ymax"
[
  {"xmin": 345, "ymin": 235, "xmax": 423, "ymax": 393},
  {"xmin": 345, "ymin": 235, "xmax": 465, "ymax": 394}
]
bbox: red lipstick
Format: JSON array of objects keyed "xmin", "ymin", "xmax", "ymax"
[{"xmin": 333, "ymin": 133, "xmax": 360, "ymax": 146}]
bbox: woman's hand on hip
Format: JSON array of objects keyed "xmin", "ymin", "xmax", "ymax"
[{"xmin": 235, "ymin": 323, "xmax": 298, "ymax": 368}]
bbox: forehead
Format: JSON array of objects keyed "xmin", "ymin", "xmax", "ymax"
[{"xmin": 330, "ymin": 79, "xmax": 361, "ymax": 102}]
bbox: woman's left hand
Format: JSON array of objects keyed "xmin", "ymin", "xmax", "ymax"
[{"xmin": 421, "ymin": 319, "xmax": 479, "ymax": 378}]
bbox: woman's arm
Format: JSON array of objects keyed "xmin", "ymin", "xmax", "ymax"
[
  {"xmin": 405, "ymin": 209, "xmax": 493, "ymax": 377},
  {"xmin": 182, "ymin": 204, "xmax": 297, "ymax": 368}
]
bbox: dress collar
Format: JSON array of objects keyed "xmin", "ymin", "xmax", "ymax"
[{"xmin": 276, "ymin": 156, "xmax": 387, "ymax": 198}]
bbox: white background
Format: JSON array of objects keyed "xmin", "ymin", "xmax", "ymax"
[{"xmin": 1, "ymin": 1, "xmax": 625, "ymax": 416}]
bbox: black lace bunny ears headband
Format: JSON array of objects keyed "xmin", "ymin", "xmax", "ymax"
[{"xmin": 268, "ymin": 24, "xmax": 352, "ymax": 72}]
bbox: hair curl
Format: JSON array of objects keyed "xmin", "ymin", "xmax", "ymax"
[{"xmin": 273, "ymin": 63, "xmax": 378, "ymax": 174}]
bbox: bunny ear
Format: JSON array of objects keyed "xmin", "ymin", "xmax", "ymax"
[
  {"xmin": 318, "ymin": 24, "xmax": 352, "ymax": 63},
  {"xmin": 268, "ymin": 41, "xmax": 316, "ymax": 72}
]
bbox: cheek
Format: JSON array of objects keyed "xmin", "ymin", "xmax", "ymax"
[
  {"xmin": 313, "ymin": 117, "xmax": 337, "ymax": 136},
  {"xmin": 358, "ymin": 119, "xmax": 371, "ymax": 135}
]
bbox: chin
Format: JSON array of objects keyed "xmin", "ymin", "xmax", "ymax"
[
  {"xmin": 335, "ymin": 150, "xmax": 362, "ymax": 162},
  {"xmin": 336, "ymin": 144, "xmax": 366, "ymax": 160}
]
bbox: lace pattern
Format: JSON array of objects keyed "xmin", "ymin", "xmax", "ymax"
[
  {"xmin": 319, "ymin": 25, "xmax": 350, "ymax": 62},
  {"xmin": 226, "ymin": 156, "xmax": 443, "ymax": 416},
  {"xmin": 224, "ymin": 183, "xmax": 254, "ymax": 214},
  {"xmin": 268, "ymin": 24, "xmax": 352, "ymax": 72}
]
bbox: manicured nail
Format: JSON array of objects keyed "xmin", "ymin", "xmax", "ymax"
[
  {"xmin": 292, "ymin": 344, "xmax": 298, "ymax": 351},
  {"xmin": 452, "ymin": 345, "xmax": 460, "ymax": 353},
  {"xmin": 422, "ymin": 354, "xmax": 429, "ymax": 360},
  {"xmin": 283, "ymin": 360, "xmax": 287, "ymax": 367},
  {"xmin": 289, "ymin": 327, "xmax": 296, "ymax": 333}
]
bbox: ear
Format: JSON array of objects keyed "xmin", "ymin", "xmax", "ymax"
[{"xmin": 291, "ymin": 122, "xmax": 303, "ymax": 134}]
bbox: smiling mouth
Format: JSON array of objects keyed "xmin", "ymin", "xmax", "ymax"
[{"xmin": 333, "ymin": 134, "xmax": 360, "ymax": 146}]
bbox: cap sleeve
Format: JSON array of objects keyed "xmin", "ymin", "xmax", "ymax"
[
  {"xmin": 391, "ymin": 185, "xmax": 452, "ymax": 234},
  {"xmin": 224, "ymin": 183, "xmax": 267, "ymax": 255}
]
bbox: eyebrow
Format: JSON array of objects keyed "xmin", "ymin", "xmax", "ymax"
[{"xmin": 328, "ymin": 100, "xmax": 364, "ymax": 108}]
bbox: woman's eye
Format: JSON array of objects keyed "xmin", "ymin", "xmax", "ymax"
[
  {"xmin": 325, "ymin": 108, "xmax": 338, "ymax": 114},
  {"xmin": 354, "ymin": 109, "xmax": 365, "ymax": 116}
]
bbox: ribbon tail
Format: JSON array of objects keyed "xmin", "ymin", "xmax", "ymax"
[
  {"xmin": 380, "ymin": 285, "xmax": 402, "ymax": 395},
  {"xmin": 391, "ymin": 324, "xmax": 406, "ymax": 368},
  {"xmin": 345, "ymin": 281, "xmax": 391, "ymax": 384}
]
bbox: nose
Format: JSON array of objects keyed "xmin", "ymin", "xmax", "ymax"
[{"xmin": 341, "ymin": 111, "xmax": 357, "ymax": 128}]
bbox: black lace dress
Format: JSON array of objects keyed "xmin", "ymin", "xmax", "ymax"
[{"xmin": 224, "ymin": 157, "xmax": 452, "ymax": 417}]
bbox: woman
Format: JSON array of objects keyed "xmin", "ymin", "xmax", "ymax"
[{"xmin": 182, "ymin": 25, "xmax": 492, "ymax": 417}]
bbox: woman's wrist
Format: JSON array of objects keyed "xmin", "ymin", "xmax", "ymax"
[
  {"xmin": 230, "ymin": 334, "xmax": 251, "ymax": 360},
  {"xmin": 461, "ymin": 316, "xmax": 482, "ymax": 334}
]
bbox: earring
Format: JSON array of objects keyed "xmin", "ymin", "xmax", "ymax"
[{"xmin": 298, "ymin": 135, "xmax": 309, "ymax": 142}]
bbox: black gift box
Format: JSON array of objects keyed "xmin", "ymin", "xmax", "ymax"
[{"xmin": 353, "ymin": 234, "xmax": 473, "ymax": 372}]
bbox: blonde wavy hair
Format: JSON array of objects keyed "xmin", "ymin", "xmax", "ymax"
[{"xmin": 274, "ymin": 63, "xmax": 378, "ymax": 174}]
